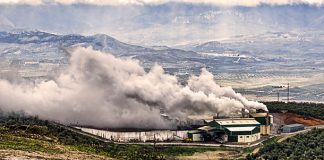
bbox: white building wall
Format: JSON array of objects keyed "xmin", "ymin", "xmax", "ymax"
[
  {"xmin": 192, "ymin": 134, "xmax": 203, "ymax": 142},
  {"xmin": 237, "ymin": 133, "xmax": 260, "ymax": 143},
  {"xmin": 251, "ymin": 133, "xmax": 261, "ymax": 142},
  {"xmin": 238, "ymin": 135, "xmax": 244, "ymax": 142},
  {"xmin": 260, "ymin": 125, "xmax": 271, "ymax": 135},
  {"xmin": 77, "ymin": 127, "xmax": 188, "ymax": 142}
]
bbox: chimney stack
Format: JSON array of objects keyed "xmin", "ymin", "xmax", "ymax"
[{"xmin": 241, "ymin": 108, "xmax": 247, "ymax": 118}]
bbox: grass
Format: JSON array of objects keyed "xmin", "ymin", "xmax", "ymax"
[
  {"xmin": 0, "ymin": 113, "xmax": 239, "ymax": 160},
  {"xmin": 0, "ymin": 132, "xmax": 64, "ymax": 154},
  {"xmin": 261, "ymin": 136, "xmax": 279, "ymax": 146},
  {"xmin": 68, "ymin": 144, "xmax": 111, "ymax": 157},
  {"xmin": 159, "ymin": 146, "xmax": 238, "ymax": 157}
]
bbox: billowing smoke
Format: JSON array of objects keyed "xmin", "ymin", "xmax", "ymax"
[{"xmin": 0, "ymin": 47, "xmax": 267, "ymax": 129}]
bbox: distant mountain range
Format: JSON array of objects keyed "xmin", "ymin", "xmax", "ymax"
[
  {"xmin": 0, "ymin": 30, "xmax": 199, "ymax": 68},
  {"xmin": 1, "ymin": 30, "xmax": 324, "ymax": 63},
  {"xmin": 1, "ymin": 3, "xmax": 324, "ymax": 45},
  {"xmin": 0, "ymin": 30, "xmax": 323, "ymax": 102}
]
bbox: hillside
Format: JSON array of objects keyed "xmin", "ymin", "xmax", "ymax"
[
  {"xmin": 247, "ymin": 128, "xmax": 324, "ymax": 160},
  {"xmin": 0, "ymin": 112, "xmax": 237, "ymax": 160},
  {"xmin": 0, "ymin": 112, "xmax": 113, "ymax": 159},
  {"xmin": 264, "ymin": 102, "xmax": 324, "ymax": 120},
  {"xmin": 246, "ymin": 102, "xmax": 324, "ymax": 159}
]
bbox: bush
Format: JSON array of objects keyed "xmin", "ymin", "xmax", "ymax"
[
  {"xmin": 252, "ymin": 129, "xmax": 324, "ymax": 160},
  {"xmin": 0, "ymin": 112, "xmax": 226, "ymax": 159},
  {"xmin": 263, "ymin": 102, "xmax": 324, "ymax": 120},
  {"xmin": 27, "ymin": 125, "xmax": 49, "ymax": 135}
]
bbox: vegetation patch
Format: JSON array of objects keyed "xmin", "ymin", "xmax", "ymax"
[
  {"xmin": 247, "ymin": 128, "xmax": 324, "ymax": 160},
  {"xmin": 264, "ymin": 102, "xmax": 324, "ymax": 120},
  {"xmin": 0, "ymin": 112, "xmax": 237, "ymax": 160}
]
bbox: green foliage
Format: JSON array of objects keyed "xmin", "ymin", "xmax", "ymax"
[
  {"xmin": 263, "ymin": 102, "xmax": 324, "ymax": 120},
  {"xmin": 251, "ymin": 129, "xmax": 324, "ymax": 160},
  {"xmin": 0, "ymin": 134, "xmax": 63, "ymax": 154},
  {"xmin": 261, "ymin": 137, "xmax": 279, "ymax": 146},
  {"xmin": 27, "ymin": 125, "xmax": 50, "ymax": 135},
  {"xmin": 0, "ymin": 112, "xmax": 232, "ymax": 160}
]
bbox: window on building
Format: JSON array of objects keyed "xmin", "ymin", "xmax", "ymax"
[
  {"xmin": 239, "ymin": 136, "xmax": 243, "ymax": 138},
  {"xmin": 247, "ymin": 136, "xmax": 249, "ymax": 138}
]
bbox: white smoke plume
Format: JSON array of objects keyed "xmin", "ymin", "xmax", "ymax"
[{"xmin": 0, "ymin": 47, "xmax": 267, "ymax": 129}]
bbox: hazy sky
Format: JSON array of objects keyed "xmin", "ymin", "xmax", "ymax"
[
  {"xmin": 0, "ymin": 0, "xmax": 323, "ymax": 6},
  {"xmin": 1, "ymin": 0, "xmax": 323, "ymax": 45}
]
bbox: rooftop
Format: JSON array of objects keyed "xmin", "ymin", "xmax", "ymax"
[
  {"xmin": 250, "ymin": 113, "xmax": 268, "ymax": 117},
  {"xmin": 214, "ymin": 118, "xmax": 260, "ymax": 125},
  {"xmin": 204, "ymin": 119, "xmax": 213, "ymax": 123},
  {"xmin": 198, "ymin": 126, "xmax": 217, "ymax": 132},
  {"xmin": 225, "ymin": 126, "xmax": 256, "ymax": 132},
  {"xmin": 283, "ymin": 124, "xmax": 304, "ymax": 128},
  {"xmin": 188, "ymin": 130, "xmax": 201, "ymax": 134}
]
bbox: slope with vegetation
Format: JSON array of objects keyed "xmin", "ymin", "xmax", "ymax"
[
  {"xmin": 247, "ymin": 128, "xmax": 324, "ymax": 160},
  {"xmin": 0, "ymin": 112, "xmax": 240, "ymax": 160},
  {"xmin": 245, "ymin": 102, "xmax": 324, "ymax": 160},
  {"xmin": 263, "ymin": 102, "xmax": 324, "ymax": 120}
]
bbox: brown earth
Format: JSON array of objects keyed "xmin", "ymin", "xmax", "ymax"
[
  {"xmin": 271, "ymin": 112, "xmax": 324, "ymax": 134},
  {"xmin": 273, "ymin": 112, "xmax": 324, "ymax": 126}
]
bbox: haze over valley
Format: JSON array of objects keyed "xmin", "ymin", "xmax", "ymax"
[
  {"xmin": 0, "ymin": 29, "xmax": 323, "ymax": 103},
  {"xmin": 1, "ymin": 1, "xmax": 324, "ymax": 160}
]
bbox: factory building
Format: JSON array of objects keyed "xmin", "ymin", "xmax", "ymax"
[
  {"xmin": 281, "ymin": 124, "xmax": 304, "ymax": 133},
  {"xmin": 250, "ymin": 113, "xmax": 273, "ymax": 135},
  {"xmin": 188, "ymin": 118, "xmax": 262, "ymax": 143}
]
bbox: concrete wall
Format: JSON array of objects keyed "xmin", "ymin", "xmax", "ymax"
[
  {"xmin": 260, "ymin": 125, "xmax": 271, "ymax": 135},
  {"xmin": 192, "ymin": 133, "xmax": 204, "ymax": 142},
  {"xmin": 237, "ymin": 133, "xmax": 260, "ymax": 143},
  {"xmin": 282, "ymin": 125, "xmax": 304, "ymax": 133},
  {"xmin": 77, "ymin": 127, "xmax": 188, "ymax": 142}
]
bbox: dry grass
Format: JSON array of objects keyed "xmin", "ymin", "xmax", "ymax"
[
  {"xmin": 0, "ymin": 149, "xmax": 113, "ymax": 160},
  {"xmin": 176, "ymin": 151, "xmax": 239, "ymax": 160}
]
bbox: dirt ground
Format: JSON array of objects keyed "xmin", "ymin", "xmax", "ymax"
[
  {"xmin": 271, "ymin": 112, "xmax": 324, "ymax": 133},
  {"xmin": 176, "ymin": 151, "xmax": 239, "ymax": 160},
  {"xmin": 0, "ymin": 149, "xmax": 113, "ymax": 160}
]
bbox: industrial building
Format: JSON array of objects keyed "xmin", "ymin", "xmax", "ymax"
[
  {"xmin": 188, "ymin": 118, "xmax": 261, "ymax": 143},
  {"xmin": 250, "ymin": 113, "xmax": 273, "ymax": 135},
  {"xmin": 187, "ymin": 112, "xmax": 273, "ymax": 143},
  {"xmin": 281, "ymin": 124, "xmax": 304, "ymax": 133}
]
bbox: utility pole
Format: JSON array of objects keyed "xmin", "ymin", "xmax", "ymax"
[
  {"xmin": 153, "ymin": 133, "xmax": 156, "ymax": 158},
  {"xmin": 287, "ymin": 83, "xmax": 290, "ymax": 103},
  {"xmin": 272, "ymin": 86, "xmax": 281, "ymax": 102}
]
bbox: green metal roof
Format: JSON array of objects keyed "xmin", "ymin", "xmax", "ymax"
[{"xmin": 224, "ymin": 126, "xmax": 260, "ymax": 135}]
